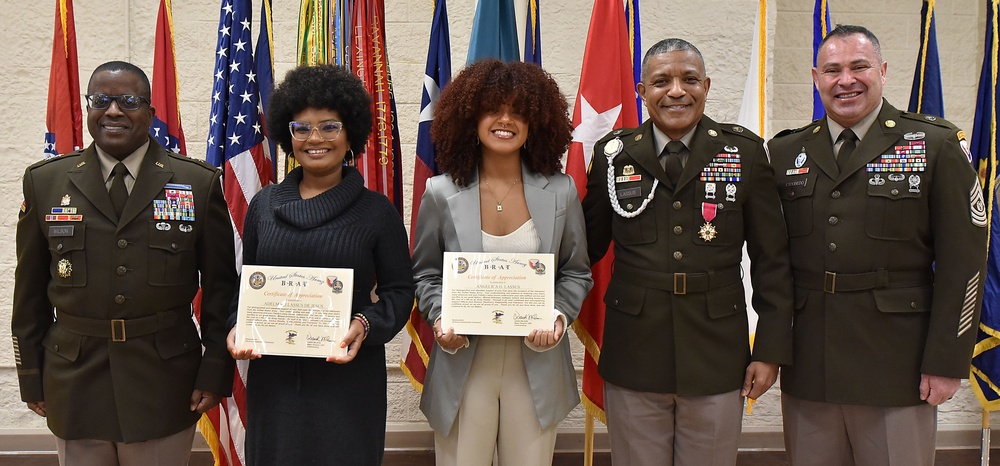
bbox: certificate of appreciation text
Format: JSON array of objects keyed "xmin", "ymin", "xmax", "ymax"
[
  {"xmin": 442, "ymin": 252, "xmax": 555, "ymax": 336},
  {"xmin": 235, "ymin": 265, "xmax": 353, "ymax": 358}
]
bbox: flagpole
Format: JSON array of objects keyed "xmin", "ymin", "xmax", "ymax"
[
  {"xmin": 983, "ymin": 410, "xmax": 991, "ymax": 466},
  {"xmin": 584, "ymin": 412, "xmax": 594, "ymax": 466}
]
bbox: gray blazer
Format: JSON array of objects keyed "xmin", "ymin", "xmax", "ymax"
[{"xmin": 412, "ymin": 165, "xmax": 593, "ymax": 434}]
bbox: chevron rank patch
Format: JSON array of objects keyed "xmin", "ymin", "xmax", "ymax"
[{"xmin": 972, "ymin": 182, "xmax": 988, "ymax": 228}]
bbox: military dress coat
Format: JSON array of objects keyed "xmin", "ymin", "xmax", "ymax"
[
  {"xmin": 768, "ymin": 101, "xmax": 987, "ymax": 407},
  {"xmin": 12, "ymin": 137, "xmax": 238, "ymax": 442},
  {"xmin": 582, "ymin": 116, "xmax": 794, "ymax": 395}
]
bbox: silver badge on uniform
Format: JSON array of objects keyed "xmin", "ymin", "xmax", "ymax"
[
  {"xmin": 604, "ymin": 138, "xmax": 624, "ymax": 157},
  {"xmin": 908, "ymin": 175, "xmax": 921, "ymax": 193},
  {"xmin": 705, "ymin": 183, "xmax": 717, "ymax": 199},
  {"xmin": 869, "ymin": 174, "xmax": 886, "ymax": 186},
  {"xmin": 60, "ymin": 195, "xmax": 71, "ymax": 206},
  {"xmin": 179, "ymin": 224, "xmax": 193, "ymax": 233},
  {"xmin": 904, "ymin": 132, "xmax": 925, "ymax": 141},
  {"xmin": 156, "ymin": 222, "xmax": 171, "ymax": 231},
  {"xmin": 725, "ymin": 183, "xmax": 737, "ymax": 202},
  {"xmin": 795, "ymin": 150, "xmax": 807, "ymax": 168},
  {"xmin": 888, "ymin": 173, "xmax": 905, "ymax": 182},
  {"xmin": 623, "ymin": 165, "xmax": 635, "ymax": 176},
  {"xmin": 724, "ymin": 145, "xmax": 739, "ymax": 153}
]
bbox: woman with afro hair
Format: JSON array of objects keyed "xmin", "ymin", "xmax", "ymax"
[
  {"xmin": 226, "ymin": 64, "xmax": 414, "ymax": 465},
  {"xmin": 412, "ymin": 59, "xmax": 593, "ymax": 465}
]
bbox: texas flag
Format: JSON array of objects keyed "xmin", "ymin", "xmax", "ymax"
[{"xmin": 565, "ymin": 0, "xmax": 640, "ymax": 423}]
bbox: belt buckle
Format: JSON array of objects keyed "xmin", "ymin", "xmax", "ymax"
[
  {"xmin": 111, "ymin": 319, "xmax": 126, "ymax": 342},
  {"xmin": 824, "ymin": 271, "xmax": 837, "ymax": 294},
  {"xmin": 674, "ymin": 273, "xmax": 687, "ymax": 295}
]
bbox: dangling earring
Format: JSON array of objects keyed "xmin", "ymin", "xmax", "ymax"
[
  {"xmin": 522, "ymin": 139, "xmax": 530, "ymax": 151},
  {"xmin": 345, "ymin": 149, "xmax": 355, "ymax": 166},
  {"xmin": 475, "ymin": 135, "xmax": 481, "ymax": 146}
]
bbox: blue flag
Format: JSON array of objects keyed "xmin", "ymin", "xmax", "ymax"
[
  {"xmin": 907, "ymin": 0, "xmax": 944, "ymax": 117},
  {"xmin": 404, "ymin": 0, "xmax": 453, "ymax": 392},
  {"xmin": 255, "ymin": 0, "xmax": 277, "ymax": 179},
  {"xmin": 812, "ymin": 0, "xmax": 832, "ymax": 121},
  {"xmin": 467, "ymin": 0, "xmax": 519, "ymax": 64},
  {"xmin": 523, "ymin": 0, "xmax": 540, "ymax": 65},
  {"xmin": 971, "ymin": 0, "xmax": 1000, "ymax": 411}
]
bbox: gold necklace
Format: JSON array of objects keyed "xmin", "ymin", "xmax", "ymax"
[{"xmin": 483, "ymin": 178, "xmax": 520, "ymax": 212}]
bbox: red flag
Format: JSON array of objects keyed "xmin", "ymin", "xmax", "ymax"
[
  {"xmin": 352, "ymin": 0, "xmax": 405, "ymax": 216},
  {"xmin": 149, "ymin": 0, "xmax": 187, "ymax": 154},
  {"xmin": 43, "ymin": 0, "xmax": 83, "ymax": 158},
  {"xmin": 566, "ymin": 0, "xmax": 639, "ymax": 422}
]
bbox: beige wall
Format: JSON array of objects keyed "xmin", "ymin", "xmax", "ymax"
[{"xmin": 0, "ymin": 0, "xmax": 992, "ymax": 442}]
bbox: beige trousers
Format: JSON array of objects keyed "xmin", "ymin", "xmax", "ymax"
[
  {"xmin": 56, "ymin": 424, "xmax": 196, "ymax": 466},
  {"xmin": 605, "ymin": 382, "xmax": 744, "ymax": 466},
  {"xmin": 781, "ymin": 393, "xmax": 936, "ymax": 466},
  {"xmin": 434, "ymin": 336, "xmax": 558, "ymax": 466}
]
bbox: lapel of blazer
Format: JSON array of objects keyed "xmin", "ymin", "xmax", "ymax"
[
  {"xmin": 620, "ymin": 121, "xmax": 672, "ymax": 189},
  {"xmin": 800, "ymin": 119, "xmax": 839, "ymax": 181},
  {"xmin": 677, "ymin": 115, "xmax": 726, "ymax": 192},
  {"xmin": 66, "ymin": 145, "xmax": 117, "ymax": 222},
  {"xmin": 119, "ymin": 141, "xmax": 174, "ymax": 227},
  {"xmin": 448, "ymin": 172, "xmax": 484, "ymax": 252},
  {"xmin": 837, "ymin": 100, "xmax": 903, "ymax": 184},
  {"xmin": 522, "ymin": 164, "xmax": 554, "ymax": 253}
]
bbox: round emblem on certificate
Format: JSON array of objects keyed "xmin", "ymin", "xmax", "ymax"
[
  {"xmin": 698, "ymin": 222, "xmax": 717, "ymax": 242},
  {"xmin": 455, "ymin": 257, "xmax": 469, "ymax": 274},
  {"xmin": 248, "ymin": 271, "xmax": 266, "ymax": 289},
  {"xmin": 604, "ymin": 138, "xmax": 624, "ymax": 157}
]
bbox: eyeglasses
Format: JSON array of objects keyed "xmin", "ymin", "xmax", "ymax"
[
  {"xmin": 289, "ymin": 120, "xmax": 344, "ymax": 141},
  {"xmin": 85, "ymin": 94, "xmax": 150, "ymax": 111}
]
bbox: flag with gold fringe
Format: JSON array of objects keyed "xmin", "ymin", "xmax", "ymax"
[
  {"xmin": 812, "ymin": 0, "xmax": 832, "ymax": 120},
  {"xmin": 351, "ymin": 0, "xmax": 404, "ymax": 216},
  {"xmin": 149, "ymin": 0, "xmax": 186, "ymax": 154},
  {"xmin": 43, "ymin": 0, "xmax": 82, "ymax": 158},
  {"xmin": 907, "ymin": 0, "xmax": 944, "ymax": 117},
  {"xmin": 401, "ymin": 0, "xmax": 452, "ymax": 392},
  {"xmin": 971, "ymin": 0, "xmax": 1000, "ymax": 412},
  {"xmin": 566, "ymin": 0, "xmax": 640, "ymax": 430}
]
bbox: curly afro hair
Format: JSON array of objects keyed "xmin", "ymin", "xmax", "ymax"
[
  {"xmin": 267, "ymin": 65, "xmax": 372, "ymax": 162},
  {"xmin": 431, "ymin": 59, "xmax": 572, "ymax": 186}
]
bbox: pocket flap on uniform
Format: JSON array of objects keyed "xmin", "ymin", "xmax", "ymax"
[
  {"xmin": 873, "ymin": 287, "xmax": 932, "ymax": 313},
  {"xmin": 604, "ymin": 278, "xmax": 646, "ymax": 316},
  {"xmin": 778, "ymin": 175, "xmax": 816, "ymax": 200},
  {"xmin": 155, "ymin": 319, "xmax": 201, "ymax": 359},
  {"xmin": 707, "ymin": 283, "xmax": 747, "ymax": 319},
  {"xmin": 42, "ymin": 325, "xmax": 82, "ymax": 362}
]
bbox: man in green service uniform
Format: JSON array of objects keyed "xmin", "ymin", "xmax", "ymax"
[
  {"xmin": 768, "ymin": 25, "xmax": 987, "ymax": 466},
  {"xmin": 583, "ymin": 38, "xmax": 794, "ymax": 466},
  {"xmin": 12, "ymin": 61, "xmax": 238, "ymax": 465}
]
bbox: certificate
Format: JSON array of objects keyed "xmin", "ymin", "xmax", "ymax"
[
  {"xmin": 442, "ymin": 252, "xmax": 555, "ymax": 336},
  {"xmin": 235, "ymin": 265, "xmax": 353, "ymax": 358}
]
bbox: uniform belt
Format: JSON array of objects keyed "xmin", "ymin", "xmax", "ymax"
[
  {"xmin": 792, "ymin": 269, "xmax": 933, "ymax": 294},
  {"xmin": 55, "ymin": 308, "xmax": 187, "ymax": 342},
  {"xmin": 613, "ymin": 263, "xmax": 743, "ymax": 295}
]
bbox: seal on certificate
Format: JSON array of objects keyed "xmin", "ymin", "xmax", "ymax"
[
  {"xmin": 249, "ymin": 271, "xmax": 266, "ymax": 290},
  {"xmin": 455, "ymin": 257, "xmax": 469, "ymax": 274}
]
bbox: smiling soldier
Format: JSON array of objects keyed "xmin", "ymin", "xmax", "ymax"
[{"xmin": 12, "ymin": 61, "xmax": 237, "ymax": 465}]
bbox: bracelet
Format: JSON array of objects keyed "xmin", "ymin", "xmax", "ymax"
[{"xmin": 353, "ymin": 313, "xmax": 370, "ymax": 339}]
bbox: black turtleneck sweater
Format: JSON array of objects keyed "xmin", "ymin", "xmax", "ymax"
[{"xmin": 235, "ymin": 166, "xmax": 414, "ymax": 466}]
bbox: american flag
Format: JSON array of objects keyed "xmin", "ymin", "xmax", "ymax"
[
  {"xmin": 202, "ymin": 0, "xmax": 274, "ymax": 464},
  {"xmin": 43, "ymin": 0, "xmax": 82, "ymax": 158}
]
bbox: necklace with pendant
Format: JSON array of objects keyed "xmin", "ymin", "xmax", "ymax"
[{"xmin": 483, "ymin": 178, "xmax": 520, "ymax": 212}]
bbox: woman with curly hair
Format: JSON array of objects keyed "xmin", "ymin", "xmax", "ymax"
[
  {"xmin": 226, "ymin": 64, "xmax": 414, "ymax": 465},
  {"xmin": 412, "ymin": 59, "xmax": 593, "ymax": 465}
]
